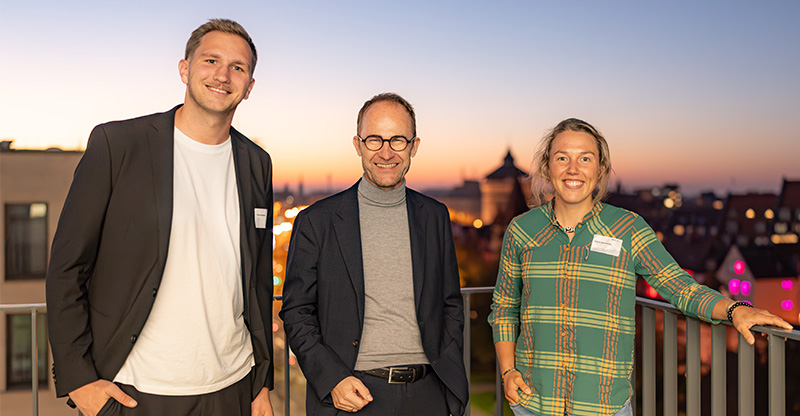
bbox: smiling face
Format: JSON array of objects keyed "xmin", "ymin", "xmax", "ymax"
[
  {"xmin": 179, "ymin": 30, "xmax": 255, "ymax": 118},
  {"xmin": 548, "ymin": 130, "xmax": 600, "ymax": 213},
  {"xmin": 353, "ymin": 100, "xmax": 419, "ymax": 190}
]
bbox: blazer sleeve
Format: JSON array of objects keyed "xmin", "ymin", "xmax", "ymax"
[
  {"xmin": 45, "ymin": 124, "xmax": 114, "ymax": 396},
  {"xmin": 255, "ymin": 151, "xmax": 275, "ymax": 391},
  {"xmin": 441, "ymin": 207, "xmax": 465, "ymax": 349},
  {"xmin": 279, "ymin": 210, "xmax": 353, "ymax": 404}
]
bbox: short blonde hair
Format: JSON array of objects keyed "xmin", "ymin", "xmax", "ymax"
[{"xmin": 185, "ymin": 19, "xmax": 257, "ymax": 74}]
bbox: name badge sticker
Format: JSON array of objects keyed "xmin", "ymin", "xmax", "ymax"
[
  {"xmin": 254, "ymin": 208, "xmax": 268, "ymax": 229},
  {"xmin": 590, "ymin": 234, "xmax": 623, "ymax": 257}
]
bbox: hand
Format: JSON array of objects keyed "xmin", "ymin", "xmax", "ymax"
[
  {"xmin": 251, "ymin": 387, "xmax": 274, "ymax": 416},
  {"xmin": 331, "ymin": 376, "xmax": 373, "ymax": 413},
  {"xmin": 502, "ymin": 369, "xmax": 531, "ymax": 405},
  {"xmin": 69, "ymin": 379, "xmax": 137, "ymax": 416},
  {"xmin": 731, "ymin": 305, "xmax": 794, "ymax": 345}
]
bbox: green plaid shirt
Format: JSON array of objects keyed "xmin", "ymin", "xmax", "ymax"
[{"xmin": 489, "ymin": 202, "xmax": 725, "ymax": 416}]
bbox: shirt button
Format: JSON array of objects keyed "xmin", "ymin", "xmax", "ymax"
[
  {"xmin": 130, "ymin": 334, "xmax": 138, "ymax": 343},
  {"xmin": 353, "ymin": 339, "xmax": 359, "ymax": 347},
  {"xmin": 561, "ymin": 303, "xmax": 566, "ymax": 308},
  {"xmin": 152, "ymin": 288, "xmax": 157, "ymax": 297}
]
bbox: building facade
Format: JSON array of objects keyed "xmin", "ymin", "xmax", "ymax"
[{"xmin": 0, "ymin": 141, "xmax": 82, "ymax": 394}]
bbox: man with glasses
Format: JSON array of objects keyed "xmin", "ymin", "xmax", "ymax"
[{"xmin": 280, "ymin": 93, "xmax": 469, "ymax": 415}]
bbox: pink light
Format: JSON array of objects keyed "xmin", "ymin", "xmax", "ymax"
[
  {"xmin": 733, "ymin": 260, "xmax": 745, "ymax": 275},
  {"xmin": 729, "ymin": 279, "xmax": 741, "ymax": 295},
  {"xmin": 781, "ymin": 300, "xmax": 794, "ymax": 311},
  {"xmin": 740, "ymin": 280, "xmax": 751, "ymax": 296},
  {"xmin": 782, "ymin": 279, "xmax": 793, "ymax": 291}
]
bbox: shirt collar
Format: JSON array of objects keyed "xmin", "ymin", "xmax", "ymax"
[{"xmin": 544, "ymin": 200, "xmax": 604, "ymax": 230}]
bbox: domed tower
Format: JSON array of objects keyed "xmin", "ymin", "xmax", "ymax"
[{"xmin": 480, "ymin": 150, "xmax": 530, "ymax": 225}]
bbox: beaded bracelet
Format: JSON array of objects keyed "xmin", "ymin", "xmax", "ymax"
[
  {"xmin": 727, "ymin": 301, "xmax": 752, "ymax": 322},
  {"xmin": 501, "ymin": 368, "xmax": 518, "ymax": 379}
]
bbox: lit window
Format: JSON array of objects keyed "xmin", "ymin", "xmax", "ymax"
[
  {"xmin": 775, "ymin": 223, "xmax": 789, "ymax": 234},
  {"xmin": 729, "ymin": 279, "xmax": 741, "ymax": 295},
  {"xmin": 713, "ymin": 200, "xmax": 724, "ymax": 210},
  {"xmin": 781, "ymin": 280, "xmax": 793, "ymax": 290},
  {"xmin": 733, "ymin": 261, "xmax": 745, "ymax": 275},
  {"xmin": 745, "ymin": 208, "xmax": 755, "ymax": 219},
  {"xmin": 673, "ymin": 225, "xmax": 685, "ymax": 236},
  {"xmin": 740, "ymin": 280, "xmax": 751, "ymax": 296},
  {"xmin": 782, "ymin": 300, "xmax": 794, "ymax": 311},
  {"xmin": 663, "ymin": 198, "xmax": 675, "ymax": 209},
  {"xmin": 4, "ymin": 203, "xmax": 49, "ymax": 280},
  {"xmin": 764, "ymin": 209, "xmax": 774, "ymax": 219}
]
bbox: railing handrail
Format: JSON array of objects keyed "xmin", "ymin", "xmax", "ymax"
[
  {"xmin": 3, "ymin": 291, "xmax": 799, "ymax": 416},
  {"xmin": 0, "ymin": 303, "xmax": 47, "ymax": 311},
  {"xmin": 635, "ymin": 296, "xmax": 800, "ymax": 341}
]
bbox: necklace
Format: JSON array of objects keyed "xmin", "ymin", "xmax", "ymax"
[{"xmin": 556, "ymin": 220, "xmax": 576, "ymax": 233}]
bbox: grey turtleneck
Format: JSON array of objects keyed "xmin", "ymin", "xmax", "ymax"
[{"xmin": 354, "ymin": 176, "xmax": 428, "ymax": 370}]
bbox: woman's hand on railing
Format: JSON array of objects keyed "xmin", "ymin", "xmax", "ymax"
[{"xmin": 731, "ymin": 305, "xmax": 793, "ymax": 345}]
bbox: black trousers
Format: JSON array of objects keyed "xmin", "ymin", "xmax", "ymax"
[
  {"xmin": 86, "ymin": 372, "xmax": 251, "ymax": 416},
  {"xmin": 345, "ymin": 369, "xmax": 450, "ymax": 416}
]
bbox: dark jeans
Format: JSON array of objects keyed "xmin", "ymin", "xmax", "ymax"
[
  {"xmin": 84, "ymin": 373, "xmax": 251, "ymax": 416},
  {"xmin": 346, "ymin": 368, "xmax": 449, "ymax": 416}
]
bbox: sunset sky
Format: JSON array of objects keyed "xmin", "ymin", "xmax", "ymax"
[{"xmin": 1, "ymin": 1, "xmax": 798, "ymax": 195}]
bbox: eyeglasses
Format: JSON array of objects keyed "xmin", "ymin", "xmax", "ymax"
[{"xmin": 358, "ymin": 135, "xmax": 416, "ymax": 152}]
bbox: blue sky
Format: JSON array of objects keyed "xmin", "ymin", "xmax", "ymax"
[{"xmin": 1, "ymin": 1, "xmax": 798, "ymax": 195}]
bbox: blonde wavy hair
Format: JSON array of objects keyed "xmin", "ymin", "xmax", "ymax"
[{"xmin": 529, "ymin": 118, "xmax": 612, "ymax": 208}]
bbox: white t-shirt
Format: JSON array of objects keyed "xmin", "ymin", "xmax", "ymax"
[{"xmin": 114, "ymin": 128, "xmax": 254, "ymax": 395}]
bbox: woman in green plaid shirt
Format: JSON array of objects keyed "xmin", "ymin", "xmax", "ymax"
[{"xmin": 489, "ymin": 118, "xmax": 792, "ymax": 416}]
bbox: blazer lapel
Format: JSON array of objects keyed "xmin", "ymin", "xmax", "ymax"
[
  {"xmin": 406, "ymin": 190, "xmax": 427, "ymax": 312},
  {"xmin": 333, "ymin": 184, "xmax": 365, "ymax": 323},
  {"xmin": 147, "ymin": 107, "xmax": 177, "ymax": 264}
]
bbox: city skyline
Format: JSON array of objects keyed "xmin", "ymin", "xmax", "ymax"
[{"xmin": 1, "ymin": 1, "xmax": 798, "ymax": 195}]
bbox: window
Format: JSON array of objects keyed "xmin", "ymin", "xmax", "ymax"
[
  {"xmin": 6, "ymin": 313, "xmax": 48, "ymax": 388},
  {"xmin": 4, "ymin": 203, "xmax": 48, "ymax": 280}
]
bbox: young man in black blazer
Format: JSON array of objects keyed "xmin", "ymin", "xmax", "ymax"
[
  {"xmin": 280, "ymin": 93, "xmax": 469, "ymax": 415},
  {"xmin": 46, "ymin": 19, "xmax": 274, "ymax": 416}
]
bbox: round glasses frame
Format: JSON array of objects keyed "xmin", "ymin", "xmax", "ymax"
[{"xmin": 358, "ymin": 135, "xmax": 416, "ymax": 152}]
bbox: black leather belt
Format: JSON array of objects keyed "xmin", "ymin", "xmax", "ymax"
[{"xmin": 363, "ymin": 364, "xmax": 431, "ymax": 383}]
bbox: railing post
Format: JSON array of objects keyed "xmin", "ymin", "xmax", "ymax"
[
  {"xmin": 285, "ymin": 338, "xmax": 290, "ymax": 416},
  {"xmin": 738, "ymin": 334, "xmax": 754, "ymax": 416},
  {"xmin": 463, "ymin": 292, "xmax": 471, "ymax": 416},
  {"xmin": 641, "ymin": 306, "xmax": 656, "ymax": 416},
  {"xmin": 768, "ymin": 333, "xmax": 785, "ymax": 416},
  {"xmin": 495, "ymin": 362, "xmax": 503, "ymax": 416},
  {"xmin": 686, "ymin": 319, "xmax": 701, "ymax": 416},
  {"xmin": 711, "ymin": 324, "xmax": 726, "ymax": 416},
  {"xmin": 31, "ymin": 308, "xmax": 39, "ymax": 416},
  {"xmin": 663, "ymin": 311, "xmax": 677, "ymax": 416}
]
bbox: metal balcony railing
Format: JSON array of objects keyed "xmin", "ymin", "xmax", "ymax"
[{"xmin": 2, "ymin": 290, "xmax": 799, "ymax": 415}]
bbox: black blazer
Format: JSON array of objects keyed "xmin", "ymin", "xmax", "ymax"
[
  {"xmin": 45, "ymin": 106, "xmax": 273, "ymax": 399},
  {"xmin": 279, "ymin": 182, "xmax": 469, "ymax": 416}
]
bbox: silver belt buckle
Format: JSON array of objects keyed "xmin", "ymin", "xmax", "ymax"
[{"xmin": 388, "ymin": 366, "xmax": 409, "ymax": 384}]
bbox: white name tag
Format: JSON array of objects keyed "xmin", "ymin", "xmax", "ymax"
[
  {"xmin": 590, "ymin": 234, "xmax": 622, "ymax": 257},
  {"xmin": 254, "ymin": 208, "xmax": 268, "ymax": 229}
]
